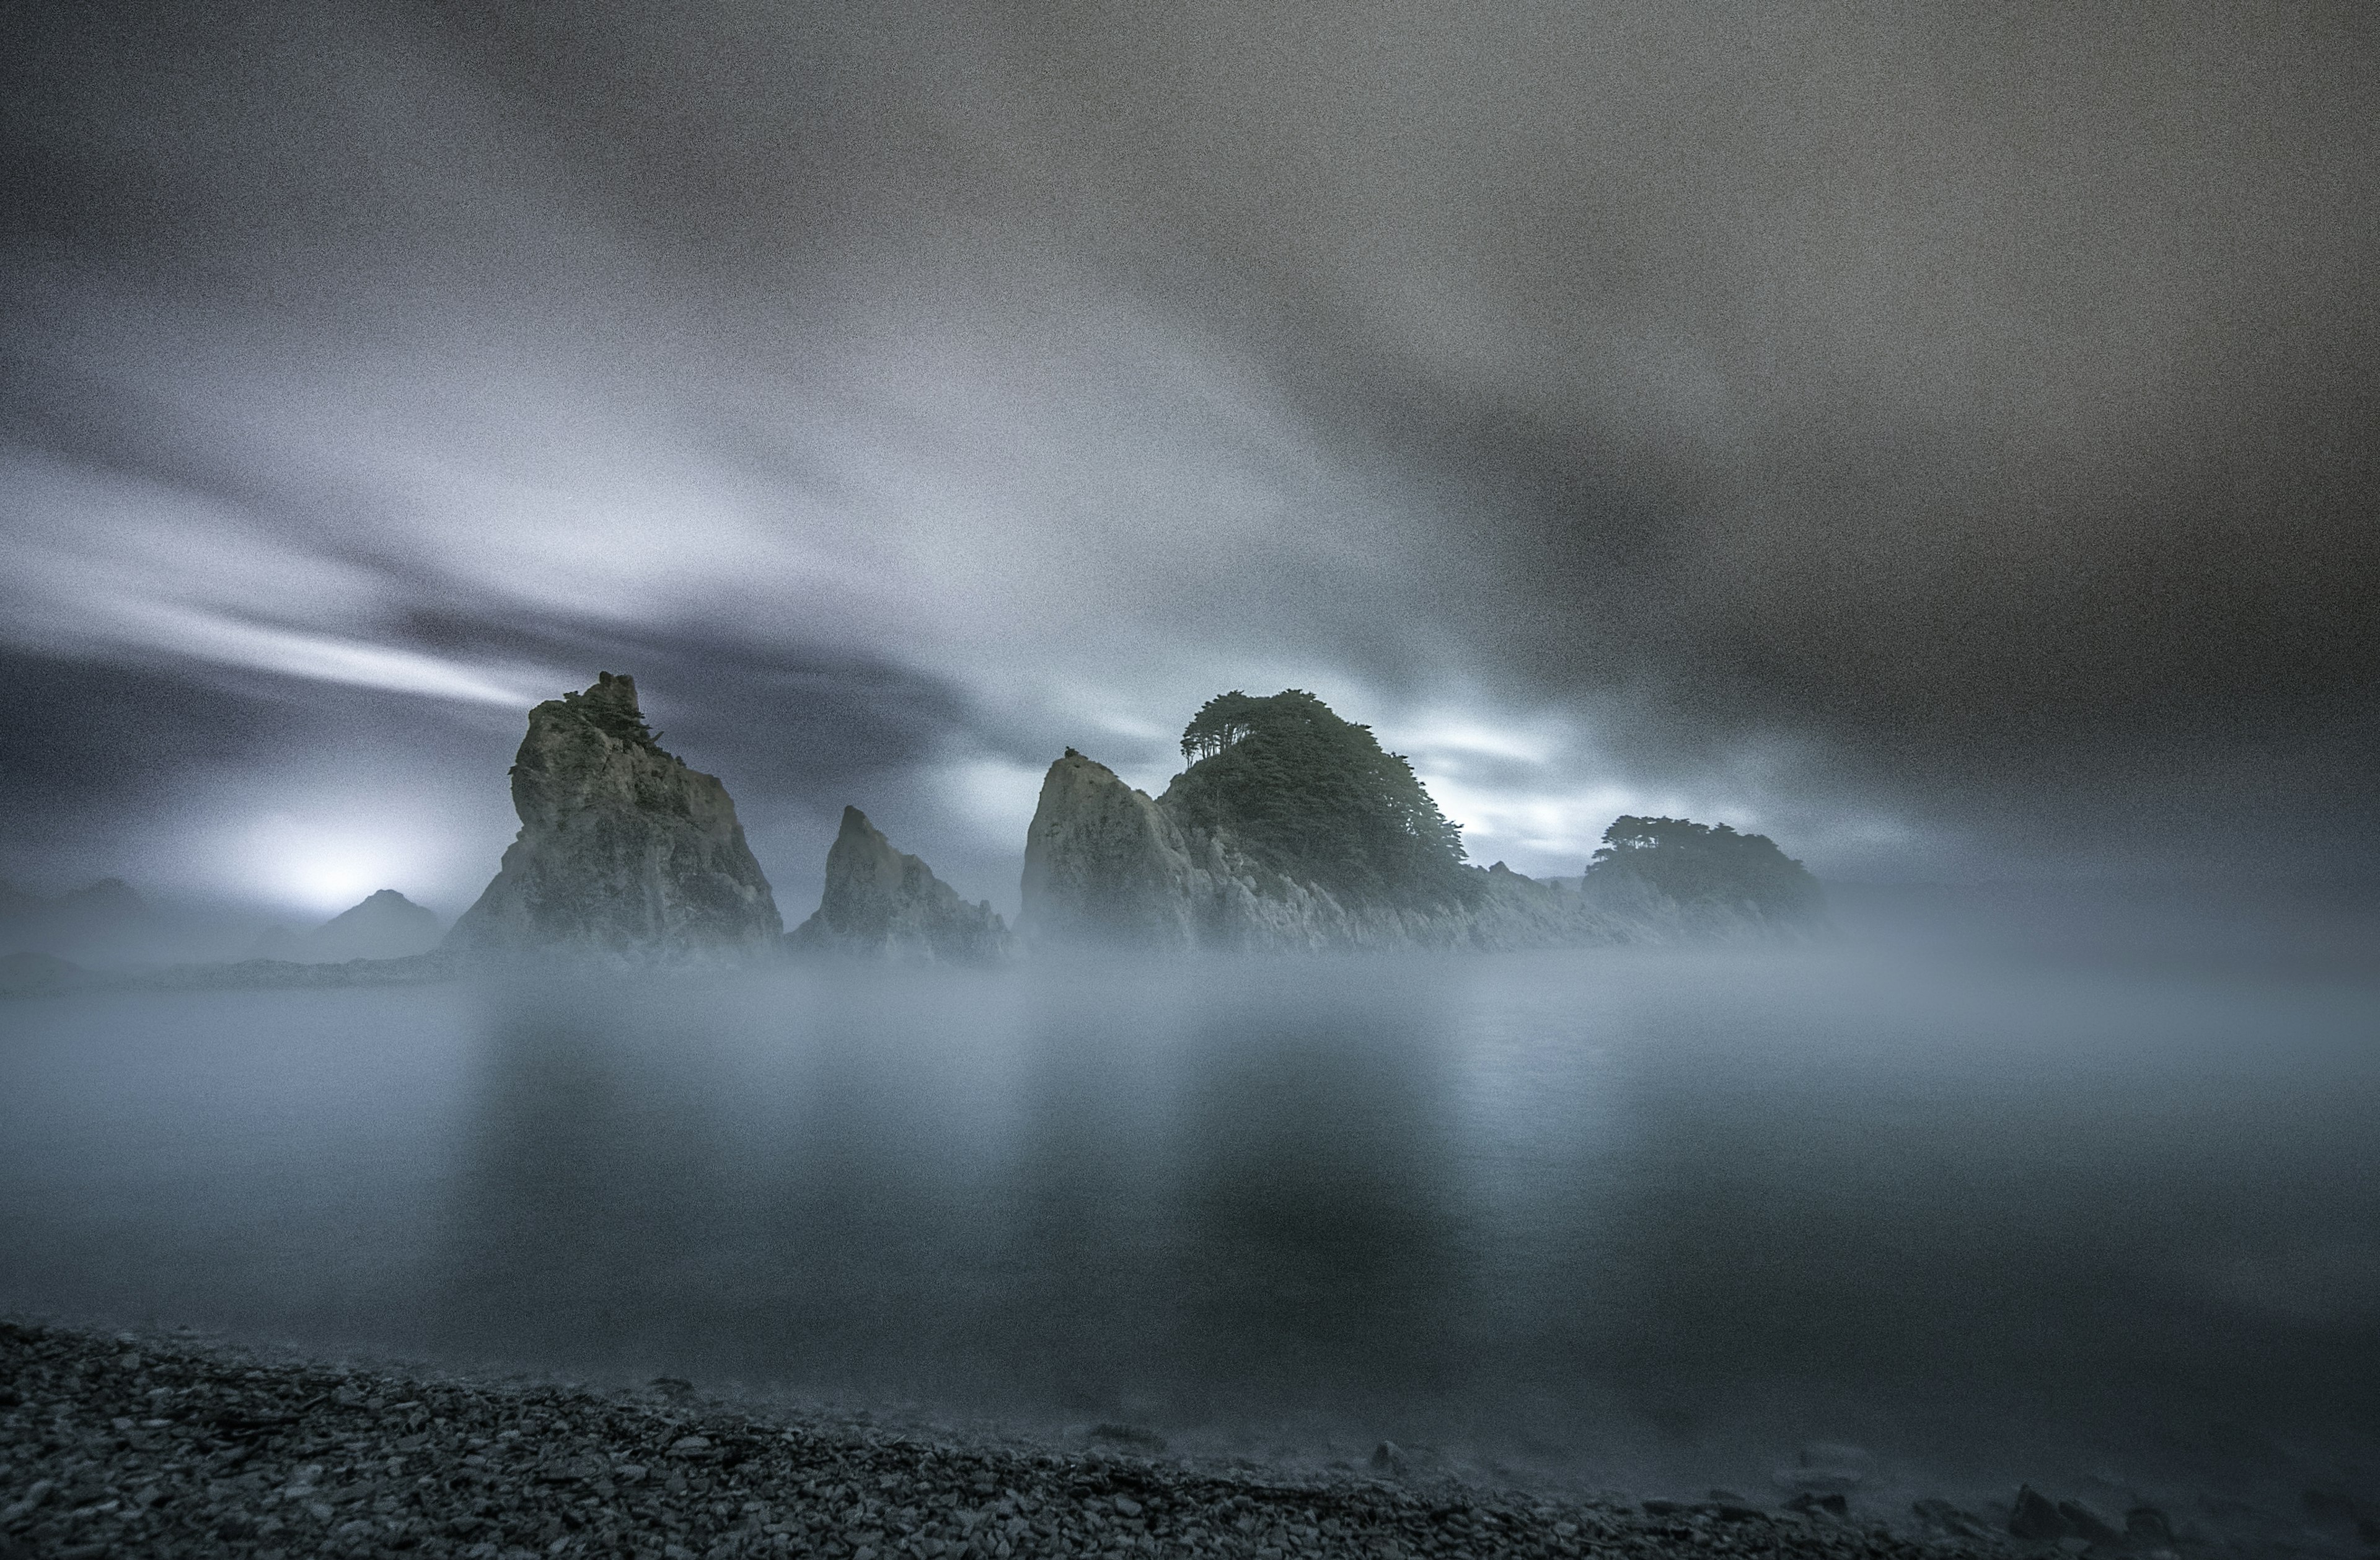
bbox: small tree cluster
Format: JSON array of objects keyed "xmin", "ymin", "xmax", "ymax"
[
  {"xmin": 1180, "ymin": 694, "xmax": 1262, "ymax": 762},
  {"xmin": 563, "ymin": 672, "xmax": 661, "ymax": 749}
]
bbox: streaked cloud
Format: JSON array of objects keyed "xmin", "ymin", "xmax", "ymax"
[{"xmin": 2, "ymin": 0, "xmax": 2373, "ymax": 904}]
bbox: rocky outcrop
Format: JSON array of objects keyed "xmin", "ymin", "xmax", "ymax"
[
  {"xmin": 1019, "ymin": 751, "xmax": 1641, "ymax": 953},
  {"xmin": 790, "ymin": 806, "xmax": 1012, "ymax": 962},
  {"xmin": 446, "ymin": 672, "xmax": 782, "ymax": 963},
  {"xmin": 1018, "ymin": 752, "xmax": 1205, "ymax": 950}
]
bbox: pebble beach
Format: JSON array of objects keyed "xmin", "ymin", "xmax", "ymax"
[{"xmin": 0, "ymin": 1318, "xmax": 2010, "ymax": 1560}]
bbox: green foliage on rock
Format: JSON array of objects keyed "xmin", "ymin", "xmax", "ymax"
[
  {"xmin": 562, "ymin": 670, "xmax": 658, "ymax": 747},
  {"xmin": 1585, "ymin": 815, "xmax": 1822, "ymax": 917},
  {"xmin": 1165, "ymin": 689, "xmax": 1473, "ymax": 906}
]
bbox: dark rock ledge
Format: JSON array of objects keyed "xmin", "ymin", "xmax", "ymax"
[{"xmin": 0, "ymin": 1319, "xmax": 2003, "ymax": 1560}]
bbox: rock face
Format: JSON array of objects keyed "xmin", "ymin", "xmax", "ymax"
[
  {"xmin": 1020, "ymin": 751, "xmax": 1636, "ymax": 953},
  {"xmin": 446, "ymin": 672, "xmax": 782, "ymax": 962},
  {"xmin": 790, "ymin": 807, "xmax": 1012, "ymax": 962},
  {"xmin": 1018, "ymin": 752, "xmax": 1204, "ymax": 950}
]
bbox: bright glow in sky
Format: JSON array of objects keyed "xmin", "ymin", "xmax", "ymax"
[
  {"xmin": 219, "ymin": 814, "xmax": 426, "ymax": 915},
  {"xmin": 185, "ymin": 787, "xmax": 511, "ymax": 918},
  {"xmin": 937, "ymin": 756, "xmax": 1052, "ymax": 842}
]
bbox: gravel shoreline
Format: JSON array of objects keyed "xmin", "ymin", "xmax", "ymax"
[{"xmin": 0, "ymin": 1318, "xmax": 2034, "ymax": 1560}]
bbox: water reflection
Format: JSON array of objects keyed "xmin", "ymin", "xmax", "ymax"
[
  {"xmin": 1158, "ymin": 980, "xmax": 1468, "ymax": 1422},
  {"xmin": 433, "ymin": 988, "xmax": 739, "ymax": 1365},
  {"xmin": 427, "ymin": 964, "xmax": 1476, "ymax": 1428}
]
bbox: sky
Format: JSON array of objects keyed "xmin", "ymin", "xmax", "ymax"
[{"xmin": 3, "ymin": 0, "xmax": 2376, "ymax": 921}]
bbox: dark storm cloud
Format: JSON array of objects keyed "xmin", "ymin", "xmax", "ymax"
[
  {"xmin": 953, "ymin": 1, "xmax": 2380, "ymax": 867},
  {"xmin": 2, "ymin": 651, "xmax": 298, "ymax": 852},
  {"xmin": 2, "ymin": 0, "xmax": 2375, "ymax": 901}
]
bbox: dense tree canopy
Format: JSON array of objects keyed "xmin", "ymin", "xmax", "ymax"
[
  {"xmin": 1585, "ymin": 815, "xmax": 1822, "ymax": 917},
  {"xmin": 1166, "ymin": 690, "xmax": 1473, "ymax": 906}
]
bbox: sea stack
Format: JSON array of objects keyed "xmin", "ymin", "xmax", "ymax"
[
  {"xmin": 1020, "ymin": 694, "xmax": 1667, "ymax": 953},
  {"xmin": 446, "ymin": 672, "xmax": 783, "ymax": 962},
  {"xmin": 790, "ymin": 806, "xmax": 1012, "ymax": 962},
  {"xmin": 1018, "ymin": 751, "xmax": 1204, "ymax": 951},
  {"xmin": 1018, "ymin": 750, "xmax": 1619, "ymax": 953}
]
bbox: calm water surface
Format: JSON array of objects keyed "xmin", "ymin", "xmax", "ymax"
[{"xmin": 3, "ymin": 938, "xmax": 2376, "ymax": 1506}]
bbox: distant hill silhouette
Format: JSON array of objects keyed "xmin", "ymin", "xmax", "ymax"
[
  {"xmin": 1580, "ymin": 816, "xmax": 1824, "ymax": 925},
  {"xmin": 250, "ymin": 889, "xmax": 443, "ymax": 964},
  {"xmin": 0, "ymin": 877, "xmax": 156, "ymax": 964}
]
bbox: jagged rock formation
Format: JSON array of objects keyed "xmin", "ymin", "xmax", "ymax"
[
  {"xmin": 1023, "ymin": 687, "xmax": 1834, "ymax": 954},
  {"xmin": 1021, "ymin": 751, "xmax": 1640, "ymax": 953},
  {"xmin": 790, "ymin": 807, "xmax": 1013, "ymax": 962},
  {"xmin": 252, "ymin": 889, "xmax": 443, "ymax": 964},
  {"xmin": 1018, "ymin": 752, "xmax": 1204, "ymax": 950},
  {"xmin": 446, "ymin": 672, "xmax": 782, "ymax": 963}
]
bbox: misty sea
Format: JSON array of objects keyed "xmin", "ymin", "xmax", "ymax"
[{"xmin": 3, "ymin": 910, "xmax": 2376, "ymax": 1515}]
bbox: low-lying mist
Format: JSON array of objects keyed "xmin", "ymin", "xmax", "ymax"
[{"xmin": 2, "ymin": 893, "xmax": 2376, "ymax": 1512}]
